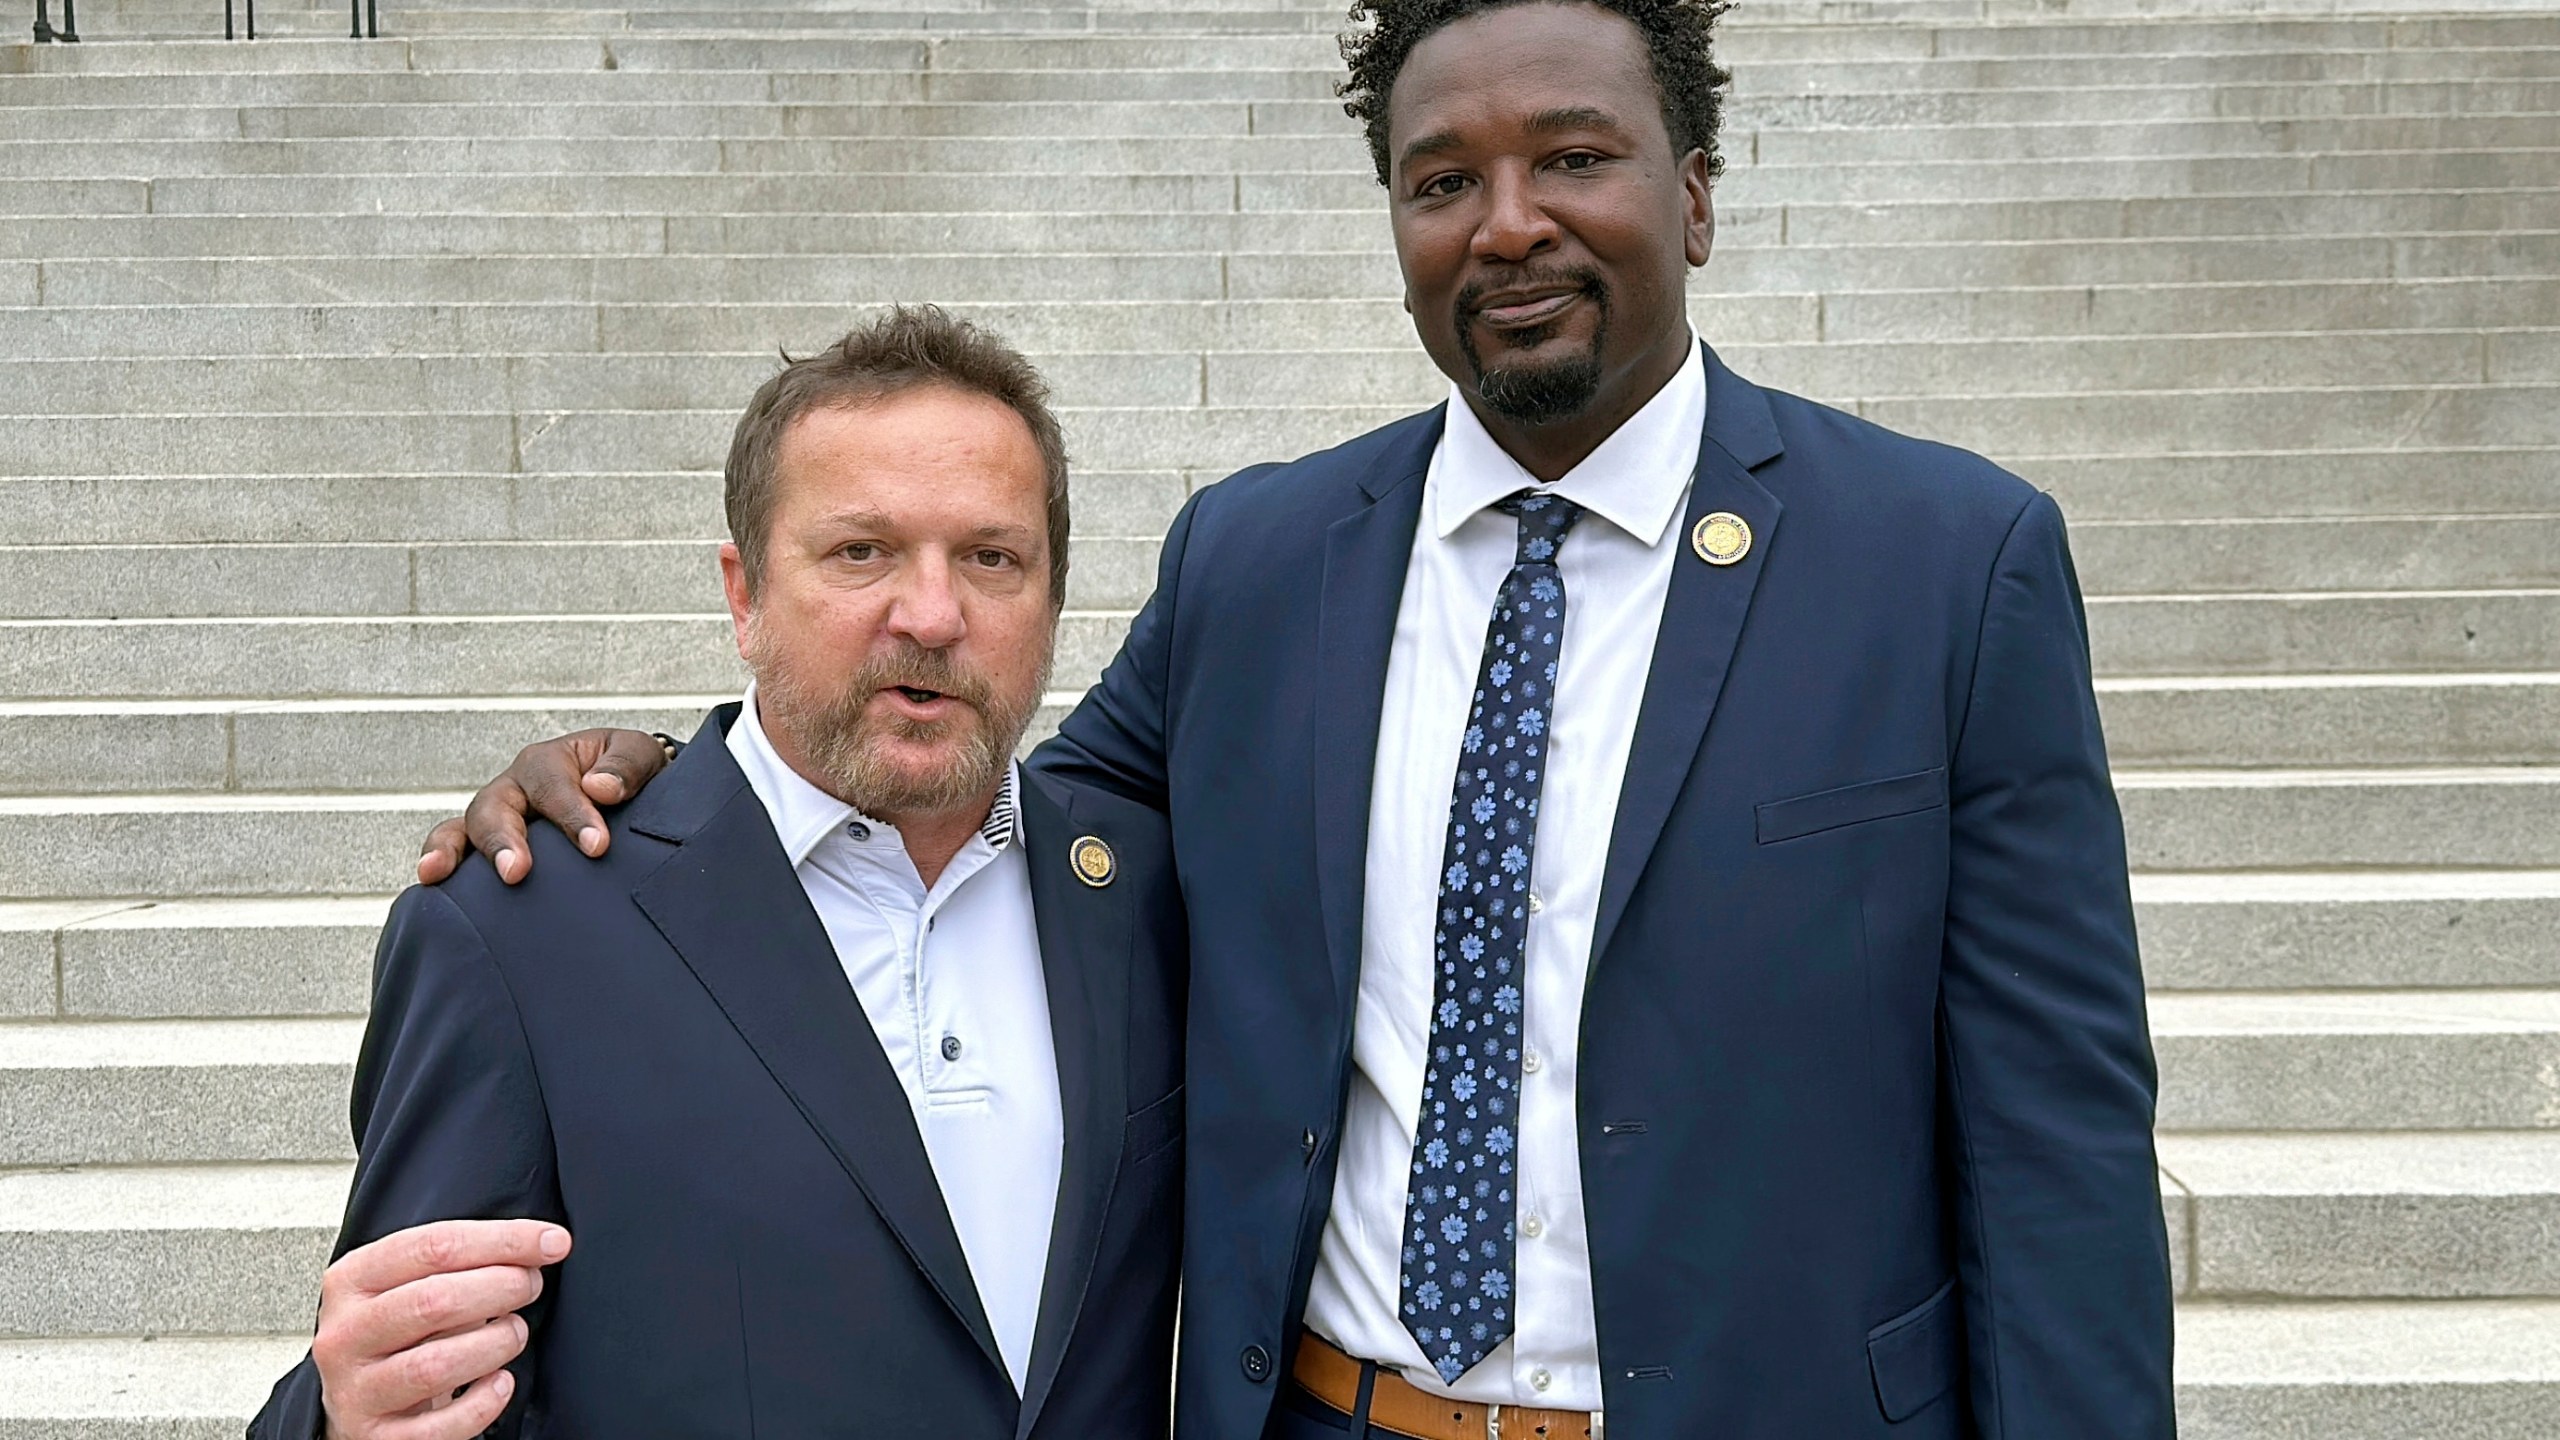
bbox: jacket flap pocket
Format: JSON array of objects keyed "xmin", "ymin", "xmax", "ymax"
[
  {"xmin": 1756, "ymin": 767, "xmax": 1947, "ymax": 845},
  {"xmin": 1867, "ymin": 1278, "xmax": 1960, "ymax": 1423},
  {"xmin": 1123, "ymin": 1083, "xmax": 1185, "ymax": 1164}
]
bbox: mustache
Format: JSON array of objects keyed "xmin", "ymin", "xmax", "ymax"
[
  {"xmin": 849, "ymin": 644, "xmax": 991, "ymax": 709},
  {"xmin": 1455, "ymin": 264, "xmax": 1607, "ymax": 321}
]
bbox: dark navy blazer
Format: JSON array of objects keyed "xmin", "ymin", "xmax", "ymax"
[
  {"xmin": 252, "ymin": 706, "xmax": 1187, "ymax": 1439},
  {"xmin": 1037, "ymin": 344, "xmax": 2173, "ymax": 1439}
]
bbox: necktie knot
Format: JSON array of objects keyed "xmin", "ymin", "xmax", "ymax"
[{"xmin": 1496, "ymin": 489, "xmax": 1585, "ymax": 566}]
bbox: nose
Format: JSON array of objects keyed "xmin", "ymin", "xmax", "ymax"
[
  {"xmin": 1472, "ymin": 161, "xmax": 1559, "ymax": 263},
  {"xmin": 885, "ymin": 549, "xmax": 968, "ymax": 652}
]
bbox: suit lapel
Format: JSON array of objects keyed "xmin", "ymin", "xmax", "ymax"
[
  {"xmin": 1590, "ymin": 346, "xmax": 1787, "ymax": 970},
  {"xmin": 1312, "ymin": 410, "xmax": 1443, "ymax": 1026},
  {"xmin": 1012, "ymin": 777, "xmax": 1133, "ymax": 1436},
  {"xmin": 628, "ymin": 720, "xmax": 1007, "ymax": 1382}
]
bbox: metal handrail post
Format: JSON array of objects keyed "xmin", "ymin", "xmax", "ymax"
[
  {"xmin": 32, "ymin": 0, "xmax": 53, "ymax": 42},
  {"xmin": 365, "ymin": 0, "xmax": 375, "ymax": 38},
  {"xmin": 57, "ymin": 0, "xmax": 75, "ymax": 40},
  {"xmin": 224, "ymin": 0, "xmax": 233, "ymax": 38},
  {"xmin": 246, "ymin": 0, "xmax": 254, "ymax": 38},
  {"xmin": 350, "ymin": 0, "xmax": 375, "ymax": 39}
]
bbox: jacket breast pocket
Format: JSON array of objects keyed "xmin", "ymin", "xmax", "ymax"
[
  {"xmin": 1867, "ymin": 1278, "xmax": 1961, "ymax": 1423},
  {"xmin": 1756, "ymin": 767, "xmax": 1947, "ymax": 845},
  {"xmin": 1123, "ymin": 1084, "xmax": 1184, "ymax": 1167}
]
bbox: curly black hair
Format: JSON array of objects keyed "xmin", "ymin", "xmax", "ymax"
[{"xmin": 1337, "ymin": 0, "xmax": 1734, "ymax": 188}]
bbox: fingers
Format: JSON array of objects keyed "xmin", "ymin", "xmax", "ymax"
[
  {"xmin": 576, "ymin": 728, "xmax": 671, "ymax": 817},
  {"xmin": 325, "ymin": 1260, "xmax": 549, "ymax": 1366},
  {"xmin": 415, "ymin": 818, "xmax": 469, "ymax": 886},
  {"xmin": 511, "ymin": 734, "xmax": 614, "ymax": 864},
  {"xmin": 337, "ymin": 1317, "xmax": 529, "ymax": 1433},
  {"xmin": 329, "ymin": 1219, "xmax": 569, "ymax": 1300},
  {"xmin": 461, "ymin": 776, "xmax": 538, "ymax": 885}
]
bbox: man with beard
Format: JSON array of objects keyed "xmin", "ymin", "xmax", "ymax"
[
  {"xmin": 419, "ymin": 1, "xmax": 2176, "ymax": 1436},
  {"xmin": 252, "ymin": 307, "xmax": 1186, "ymax": 1440}
]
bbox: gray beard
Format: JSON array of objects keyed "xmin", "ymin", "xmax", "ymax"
[{"xmin": 747, "ymin": 623, "xmax": 1048, "ymax": 819}]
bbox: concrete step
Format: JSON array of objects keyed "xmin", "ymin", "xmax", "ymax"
[
  {"xmin": 2174, "ymin": 1298, "xmax": 2560, "ymax": 1440},
  {"xmin": 2120, "ymin": 768, "xmax": 2560, "ymax": 870},
  {"xmin": 2037, "ymin": 448, "xmax": 2560, "ymax": 522},
  {"xmin": 9, "ymin": 386, "xmax": 2555, "ymax": 478},
  {"xmin": 12, "ymin": 334, "xmax": 2548, "ymax": 420},
  {"xmin": 0, "ymin": 468, "xmax": 1181, "ymax": 545},
  {"xmin": 2136, "ymin": 871, "xmax": 2560, "ymax": 992},
  {"xmin": 2101, "ymin": 674, "xmax": 2560, "ymax": 767},
  {"xmin": 2088, "ymin": 589, "xmax": 2560, "ymax": 677},
  {"xmin": 2071, "ymin": 514, "xmax": 2560, "ymax": 593},
  {"xmin": 0, "ymin": 896, "xmax": 388, "ymax": 1019},
  {"xmin": 0, "ymin": 1017, "xmax": 358, "ymax": 1165},
  {"xmin": 0, "ymin": 1335, "xmax": 314, "ymax": 1440},
  {"xmin": 0, "ymin": 1163, "xmax": 344, "ymax": 1336},
  {"xmin": 2152, "ymin": 988, "xmax": 2560, "ymax": 1131},
  {"xmin": 2163, "ymin": 1131, "xmax": 2560, "ymax": 1299},
  {"xmin": 0, "ymin": 531, "xmax": 1158, "ymax": 615}
]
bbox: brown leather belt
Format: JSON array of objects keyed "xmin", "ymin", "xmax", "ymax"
[{"xmin": 1291, "ymin": 1331, "xmax": 1599, "ymax": 1440}]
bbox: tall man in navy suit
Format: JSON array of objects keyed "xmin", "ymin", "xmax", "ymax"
[
  {"xmin": 260, "ymin": 309, "xmax": 1185, "ymax": 1440},
  {"xmin": 420, "ymin": 2, "xmax": 2174, "ymax": 1435}
]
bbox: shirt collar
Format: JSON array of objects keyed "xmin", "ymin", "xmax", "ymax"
[
  {"xmin": 1429, "ymin": 333, "xmax": 1706, "ymax": 548},
  {"xmin": 726, "ymin": 683, "xmax": 1019, "ymax": 869}
]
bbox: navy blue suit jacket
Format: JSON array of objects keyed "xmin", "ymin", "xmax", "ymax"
[
  {"xmin": 252, "ymin": 707, "xmax": 1186, "ymax": 1439},
  {"xmin": 1037, "ymin": 344, "xmax": 2173, "ymax": 1439}
]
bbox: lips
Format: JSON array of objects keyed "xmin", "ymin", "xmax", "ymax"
[{"xmin": 1472, "ymin": 288, "xmax": 1583, "ymax": 329}]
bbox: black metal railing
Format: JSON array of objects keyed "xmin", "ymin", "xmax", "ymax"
[
  {"xmin": 351, "ymin": 0, "xmax": 375, "ymax": 39},
  {"xmin": 31, "ymin": 0, "xmax": 78, "ymax": 43},
  {"xmin": 223, "ymin": 0, "xmax": 253, "ymax": 38}
]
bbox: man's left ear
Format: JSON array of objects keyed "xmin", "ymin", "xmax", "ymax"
[{"xmin": 1683, "ymin": 148, "xmax": 1715, "ymax": 267}]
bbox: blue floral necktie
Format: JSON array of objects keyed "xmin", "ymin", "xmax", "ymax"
[{"xmin": 1398, "ymin": 488, "xmax": 1585, "ymax": 1385}]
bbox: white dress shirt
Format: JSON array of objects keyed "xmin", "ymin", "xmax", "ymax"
[
  {"xmin": 1304, "ymin": 339, "xmax": 1707, "ymax": 1411},
  {"xmin": 727, "ymin": 688, "xmax": 1063, "ymax": 1395}
]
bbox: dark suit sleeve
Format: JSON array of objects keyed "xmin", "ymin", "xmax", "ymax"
[
  {"xmin": 1938, "ymin": 491, "xmax": 2174, "ymax": 1438},
  {"xmin": 248, "ymin": 881, "xmax": 564, "ymax": 1440},
  {"xmin": 1030, "ymin": 485, "xmax": 1206, "ymax": 811}
]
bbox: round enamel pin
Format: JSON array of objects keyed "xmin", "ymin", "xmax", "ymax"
[
  {"xmin": 1070, "ymin": 835, "xmax": 1117, "ymax": 887},
  {"xmin": 1692, "ymin": 511, "xmax": 1752, "ymax": 566}
]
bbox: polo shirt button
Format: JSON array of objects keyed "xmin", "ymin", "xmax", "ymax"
[
  {"xmin": 1240, "ymin": 1344, "xmax": 1272, "ymax": 1383},
  {"xmin": 941, "ymin": 1035, "xmax": 963, "ymax": 1061}
]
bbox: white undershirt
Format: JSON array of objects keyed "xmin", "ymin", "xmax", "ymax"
[
  {"xmin": 1304, "ymin": 340, "xmax": 1705, "ymax": 1412},
  {"xmin": 727, "ymin": 688, "xmax": 1063, "ymax": 1395}
]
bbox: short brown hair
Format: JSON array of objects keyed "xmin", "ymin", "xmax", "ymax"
[{"xmin": 724, "ymin": 305, "xmax": 1072, "ymax": 606}]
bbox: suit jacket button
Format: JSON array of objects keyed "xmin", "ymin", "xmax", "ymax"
[
  {"xmin": 1241, "ymin": 1344, "xmax": 1272, "ymax": 1383},
  {"xmin": 1301, "ymin": 1128, "xmax": 1317, "ymax": 1162}
]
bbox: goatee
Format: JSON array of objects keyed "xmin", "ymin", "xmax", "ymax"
[
  {"xmin": 1455, "ymin": 266, "xmax": 1612, "ymax": 425},
  {"xmin": 748, "ymin": 622, "xmax": 1047, "ymax": 819}
]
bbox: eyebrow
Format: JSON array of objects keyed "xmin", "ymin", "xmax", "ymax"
[{"xmin": 1397, "ymin": 105, "xmax": 1631, "ymax": 172}]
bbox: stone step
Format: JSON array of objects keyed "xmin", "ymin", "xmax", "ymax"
[
  {"xmin": 9, "ymin": 66, "xmax": 2559, "ymax": 115},
  {"xmin": 2100, "ymin": 674, "xmax": 2560, "ymax": 767},
  {"xmin": 15, "ymin": 237, "xmax": 2560, "ymax": 311},
  {"xmin": 15, "ymin": 190, "xmax": 2558, "ymax": 258},
  {"xmin": 0, "ymin": 1017, "xmax": 359, "ymax": 1165},
  {"xmin": 16, "ymin": 34, "xmax": 2560, "ymax": 81},
  {"xmin": 0, "ymin": 896, "xmax": 390, "ymax": 1019},
  {"xmin": 0, "ymin": 535, "xmax": 1154, "ymax": 616},
  {"xmin": 0, "ymin": 1163, "xmax": 345, "ymax": 1337},
  {"xmin": 12, "ymin": 280, "xmax": 2549, "ymax": 366},
  {"xmin": 7, "ymin": 764, "xmax": 2558, "ymax": 899},
  {"xmin": 2089, "ymin": 589, "xmax": 2560, "ymax": 677},
  {"xmin": 2119, "ymin": 767, "xmax": 2560, "ymax": 869},
  {"xmin": 2136, "ymin": 870, "xmax": 2560, "ymax": 992},
  {"xmin": 0, "ymin": 1334, "xmax": 314, "ymax": 1440},
  {"xmin": 2152, "ymin": 988, "xmax": 2560, "ymax": 1131},
  {"xmin": 2071, "ymin": 514, "xmax": 2560, "ymax": 593},
  {"xmin": 8, "ymin": 334, "xmax": 2547, "ymax": 421},
  {"xmin": 8, "ymin": 384, "xmax": 2554, "ymax": 478},
  {"xmin": 2163, "ymin": 1131, "xmax": 2560, "ymax": 1299},
  {"xmin": 2038, "ymin": 449, "xmax": 2560, "ymax": 522},
  {"xmin": 0, "ymin": 469, "xmax": 1180, "ymax": 546},
  {"xmin": 2173, "ymin": 1298, "xmax": 2560, "ymax": 1440}
]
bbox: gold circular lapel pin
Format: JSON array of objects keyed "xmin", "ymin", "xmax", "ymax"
[
  {"xmin": 1692, "ymin": 511, "xmax": 1752, "ymax": 566},
  {"xmin": 1070, "ymin": 835, "xmax": 1117, "ymax": 888}
]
